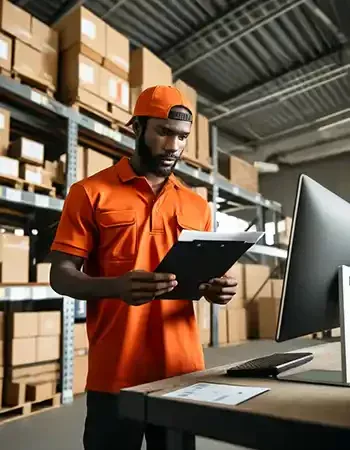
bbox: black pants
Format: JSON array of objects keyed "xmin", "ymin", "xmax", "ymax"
[{"xmin": 83, "ymin": 390, "xmax": 167, "ymax": 450}]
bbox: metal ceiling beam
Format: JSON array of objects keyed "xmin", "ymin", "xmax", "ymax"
[
  {"xmin": 50, "ymin": 0, "xmax": 88, "ymax": 25},
  {"xmin": 305, "ymin": 0, "xmax": 347, "ymax": 44},
  {"xmin": 101, "ymin": 0, "xmax": 129, "ymax": 19},
  {"xmin": 172, "ymin": 0, "xmax": 307, "ymax": 78}
]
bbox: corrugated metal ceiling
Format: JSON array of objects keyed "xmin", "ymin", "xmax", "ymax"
[{"xmin": 10, "ymin": 0, "xmax": 350, "ymax": 155}]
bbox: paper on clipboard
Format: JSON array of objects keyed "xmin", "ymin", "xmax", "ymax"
[{"xmin": 178, "ymin": 230, "xmax": 264, "ymax": 244}]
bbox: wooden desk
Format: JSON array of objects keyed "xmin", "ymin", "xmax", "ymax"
[{"xmin": 119, "ymin": 342, "xmax": 350, "ymax": 450}]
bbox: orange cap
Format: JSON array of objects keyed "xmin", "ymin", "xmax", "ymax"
[{"xmin": 126, "ymin": 85, "xmax": 193, "ymax": 126}]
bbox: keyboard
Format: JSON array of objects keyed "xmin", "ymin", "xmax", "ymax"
[{"xmin": 226, "ymin": 352, "xmax": 313, "ymax": 378}]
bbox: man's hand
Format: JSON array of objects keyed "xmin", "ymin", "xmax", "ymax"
[
  {"xmin": 199, "ymin": 275, "xmax": 238, "ymax": 305},
  {"xmin": 116, "ymin": 270, "xmax": 177, "ymax": 306}
]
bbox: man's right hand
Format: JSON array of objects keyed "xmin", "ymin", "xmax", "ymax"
[{"xmin": 115, "ymin": 270, "xmax": 178, "ymax": 306}]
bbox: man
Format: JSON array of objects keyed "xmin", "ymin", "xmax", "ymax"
[{"xmin": 50, "ymin": 85, "xmax": 238, "ymax": 449}]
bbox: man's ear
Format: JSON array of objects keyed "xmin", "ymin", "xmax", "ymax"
[{"xmin": 132, "ymin": 119, "xmax": 142, "ymax": 139}]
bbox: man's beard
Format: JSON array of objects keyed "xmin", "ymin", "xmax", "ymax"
[{"xmin": 137, "ymin": 134, "xmax": 180, "ymax": 177}]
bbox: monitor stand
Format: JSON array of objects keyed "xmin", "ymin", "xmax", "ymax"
[{"xmin": 279, "ymin": 265, "xmax": 350, "ymax": 387}]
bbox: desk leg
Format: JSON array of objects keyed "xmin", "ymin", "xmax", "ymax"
[{"xmin": 167, "ymin": 429, "xmax": 195, "ymax": 450}]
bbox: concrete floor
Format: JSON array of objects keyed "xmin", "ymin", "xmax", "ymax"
[{"xmin": 0, "ymin": 338, "xmax": 320, "ymax": 450}]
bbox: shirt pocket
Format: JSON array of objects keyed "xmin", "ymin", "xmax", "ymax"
[
  {"xmin": 176, "ymin": 214, "xmax": 204, "ymax": 236},
  {"xmin": 98, "ymin": 210, "xmax": 137, "ymax": 261}
]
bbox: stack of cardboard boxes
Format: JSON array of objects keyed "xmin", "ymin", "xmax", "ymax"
[
  {"xmin": 0, "ymin": 232, "xmax": 29, "ymax": 284},
  {"xmin": 219, "ymin": 153, "xmax": 259, "ymax": 193},
  {"xmin": 3, "ymin": 311, "xmax": 60, "ymax": 406},
  {"xmin": 0, "ymin": 0, "xmax": 58, "ymax": 92},
  {"xmin": 55, "ymin": 7, "xmax": 131, "ymax": 124},
  {"xmin": 73, "ymin": 323, "xmax": 88, "ymax": 395}
]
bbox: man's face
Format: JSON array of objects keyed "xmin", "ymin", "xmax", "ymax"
[{"xmin": 135, "ymin": 107, "xmax": 192, "ymax": 177}]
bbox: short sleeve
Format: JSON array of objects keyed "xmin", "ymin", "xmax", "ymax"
[
  {"xmin": 204, "ymin": 204, "xmax": 213, "ymax": 231},
  {"xmin": 51, "ymin": 183, "xmax": 96, "ymax": 258}
]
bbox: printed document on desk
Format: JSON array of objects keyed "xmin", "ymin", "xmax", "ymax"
[{"xmin": 155, "ymin": 230, "xmax": 264, "ymax": 300}]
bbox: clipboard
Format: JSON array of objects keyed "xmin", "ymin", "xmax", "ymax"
[{"xmin": 154, "ymin": 230, "xmax": 264, "ymax": 300}]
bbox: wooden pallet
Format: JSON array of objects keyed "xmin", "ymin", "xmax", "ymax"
[
  {"xmin": 0, "ymin": 175, "xmax": 56, "ymax": 197},
  {"xmin": 11, "ymin": 72, "xmax": 55, "ymax": 98},
  {"xmin": 0, "ymin": 393, "xmax": 61, "ymax": 425}
]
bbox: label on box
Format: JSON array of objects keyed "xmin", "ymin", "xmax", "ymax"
[
  {"xmin": 121, "ymin": 82, "xmax": 129, "ymax": 109},
  {"xmin": 0, "ymin": 39, "xmax": 9, "ymax": 60},
  {"xmin": 108, "ymin": 78, "xmax": 117, "ymax": 100},
  {"xmin": 22, "ymin": 138, "xmax": 44, "ymax": 163},
  {"xmin": 0, "ymin": 156, "xmax": 18, "ymax": 178},
  {"xmin": 26, "ymin": 169, "xmax": 42, "ymax": 185},
  {"xmin": 0, "ymin": 113, "xmax": 4, "ymax": 130},
  {"xmin": 81, "ymin": 18, "xmax": 96, "ymax": 40},
  {"xmin": 79, "ymin": 63, "xmax": 94, "ymax": 84}
]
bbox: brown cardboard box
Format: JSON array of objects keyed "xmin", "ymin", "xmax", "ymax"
[
  {"xmin": 10, "ymin": 337, "xmax": 36, "ymax": 366},
  {"xmin": 9, "ymin": 312, "xmax": 38, "ymax": 338},
  {"xmin": 130, "ymin": 47, "xmax": 172, "ymax": 89},
  {"xmin": 9, "ymin": 137, "xmax": 44, "ymax": 166},
  {"xmin": 74, "ymin": 354, "xmax": 88, "ymax": 394},
  {"xmin": 19, "ymin": 164, "xmax": 47, "ymax": 186},
  {"xmin": 74, "ymin": 323, "xmax": 88, "ymax": 350},
  {"xmin": 26, "ymin": 381, "xmax": 56, "ymax": 402},
  {"xmin": 0, "ymin": 340, "xmax": 3, "ymax": 366},
  {"xmin": 86, "ymin": 149, "xmax": 113, "ymax": 177},
  {"xmin": 104, "ymin": 25, "xmax": 129, "ymax": 79},
  {"xmin": 0, "ymin": 378, "xmax": 3, "ymax": 406},
  {"xmin": 100, "ymin": 67, "xmax": 130, "ymax": 111},
  {"xmin": 0, "ymin": 234, "xmax": 29, "ymax": 283},
  {"xmin": 271, "ymin": 279, "xmax": 283, "ymax": 299},
  {"xmin": 0, "ymin": 155, "xmax": 19, "ymax": 178},
  {"xmin": 196, "ymin": 114, "xmax": 210, "ymax": 166},
  {"xmin": 36, "ymin": 262, "xmax": 51, "ymax": 283},
  {"xmin": 38, "ymin": 312, "xmax": 61, "ymax": 336},
  {"xmin": 279, "ymin": 216, "xmax": 292, "ymax": 245},
  {"xmin": 0, "ymin": 107, "xmax": 10, "ymax": 155},
  {"xmin": 196, "ymin": 298, "xmax": 211, "ymax": 346},
  {"xmin": 54, "ymin": 6, "xmax": 106, "ymax": 63},
  {"xmin": 0, "ymin": 0, "xmax": 32, "ymax": 45},
  {"xmin": 60, "ymin": 46, "xmax": 101, "ymax": 102},
  {"xmin": 0, "ymin": 311, "xmax": 3, "ymax": 339},
  {"xmin": 218, "ymin": 306, "xmax": 228, "ymax": 345},
  {"xmin": 13, "ymin": 40, "xmax": 47, "ymax": 88},
  {"xmin": 0, "ymin": 31, "xmax": 12, "ymax": 73},
  {"xmin": 229, "ymin": 156, "xmax": 259, "ymax": 193},
  {"xmin": 36, "ymin": 336, "xmax": 60, "ymax": 362},
  {"xmin": 112, "ymin": 105, "xmax": 132, "ymax": 125},
  {"xmin": 227, "ymin": 308, "xmax": 247, "ymax": 343},
  {"xmin": 174, "ymin": 81, "xmax": 197, "ymax": 159},
  {"xmin": 258, "ymin": 296, "xmax": 279, "ymax": 340}
]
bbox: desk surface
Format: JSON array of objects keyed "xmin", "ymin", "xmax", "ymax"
[{"xmin": 120, "ymin": 342, "xmax": 350, "ymax": 450}]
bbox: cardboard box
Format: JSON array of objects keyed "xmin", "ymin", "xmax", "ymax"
[
  {"xmin": 13, "ymin": 39, "xmax": 48, "ymax": 87},
  {"xmin": 130, "ymin": 47, "xmax": 172, "ymax": 89},
  {"xmin": 258, "ymin": 296, "xmax": 279, "ymax": 339},
  {"xmin": 0, "ymin": 234, "xmax": 29, "ymax": 283},
  {"xmin": 19, "ymin": 163, "xmax": 51, "ymax": 186},
  {"xmin": 36, "ymin": 336, "xmax": 60, "ymax": 362},
  {"xmin": 0, "ymin": 311, "xmax": 3, "ymax": 339},
  {"xmin": 9, "ymin": 137, "xmax": 44, "ymax": 166},
  {"xmin": 0, "ymin": 340, "xmax": 3, "ymax": 366},
  {"xmin": 104, "ymin": 25, "xmax": 129, "ymax": 79},
  {"xmin": 60, "ymin": 46, "xmax": 101, "ymax": 103},
  {"xmin": 196, "ymin": 114, "xmax": 210, "ymax": 166},
  {"xmin": 112, "ymin": 105, "xmax": 132, "ymax": 125},
  {"xmin": 11, "ymin": 337, "xmax": 36, "ymax": 366},
  {"xmin": 0, "ymin": 378, "xmax": 3, "ymax": 406},
  {"xmin": 54, "ymin": 6, "xmax": 106, "ymax": 63},
  {"xmin": 9, "ymin": 312, "xmax": 38, "ymax": 338},
  {"xmin": 227, "ymin": 308, "xmax": 247, "ymax": 343},
  {"xmin": 279, "ymin": 216, "xmax": 292, "ymax": 245},
  {"xmin": 74, "ymin": 323, "xmax": 88, "ymax": 350},
  {"xmin": 100, "ymin": 67, "xmax": 130, "ymax": 111},
  {"xmin": 74, "ymin": 354, "xmax": 88, "ymax": 394},
  {"xmin": 0, "ymin": 0, "xmax": 32, "ymax": 45},
  {"xmin": 196, "ymin": 298, "xmax": 211, "ymax": 346},
  {"xmin": 36, "ymin": 262, "xmax": 51, "ymax": 283},
  {"xmin": 0, "ymin": 31, "xmax": 12, "ymax": 72},
  {"xmin": 218, "ymin": 306, "xmax": 228, "ymax": 345},
  {"xmin": 226, "ymin": 263, "xmax": 245, "ymax": 309},
  {"xmin": 229, "ymin": 156, "xmax": 259, "ymax": 193},
  {"xmin": 0, "ymin": 155, "xmax": 19, "ymax": 178},
  {"xmin": 0, "ymin": 107, "xmax": 10, "ymax": 155},
  {"xmin": 26, "ymin": 381, "xmax": 56, "ymax": 402},
  {"xmin": 174, "ymin": 80, "xmax": 197, "ymax": 115},
  {"xmin": 86, "ymin": 149, "xmax": 113, "ymax": 177},
  {"xmin": 38, "ymin": 312, "xmax": 61, "ymax": 336}
]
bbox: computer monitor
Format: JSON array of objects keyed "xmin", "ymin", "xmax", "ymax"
[{"xmin": 275, "ymin": 174, "xmax": 350, "ymax": 386}]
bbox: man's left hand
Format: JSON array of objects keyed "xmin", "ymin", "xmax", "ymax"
[{"xmin": 199, "ymin": 275, "xmax": 238, "ymax": 305}]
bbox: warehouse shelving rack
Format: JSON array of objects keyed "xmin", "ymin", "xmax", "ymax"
[{"xmin": 0, "ymin": 73, "xmax": 286, "ymax": 405}]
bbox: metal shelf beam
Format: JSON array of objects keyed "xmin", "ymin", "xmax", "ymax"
[{"xmin": 0, "ymin": 185, "xmax": 64, "ymax": 211}]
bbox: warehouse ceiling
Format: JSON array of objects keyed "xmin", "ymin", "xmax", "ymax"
[{"xmin": 11, "ymin": 0, "xmax": 350, "ymax": 165}]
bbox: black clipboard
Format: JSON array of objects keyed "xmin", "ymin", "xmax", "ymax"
[{"xmin": 154, "ymin": 231, "xmax": 264, "ymax": 300}]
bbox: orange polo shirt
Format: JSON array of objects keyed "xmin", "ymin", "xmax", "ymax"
[{"xmin": 51, "ymin": 157, "xmax": 212, "ymax": 393}]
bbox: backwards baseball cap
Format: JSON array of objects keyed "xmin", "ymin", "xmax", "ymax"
[{"xmin": 126, "ymin": 85, "xmax": 193, "ymax": 126}]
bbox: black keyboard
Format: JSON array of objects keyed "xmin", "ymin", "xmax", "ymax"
[{"xmin": 226, "ymin": 352, "xmax": 313, "ymax": 378}]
